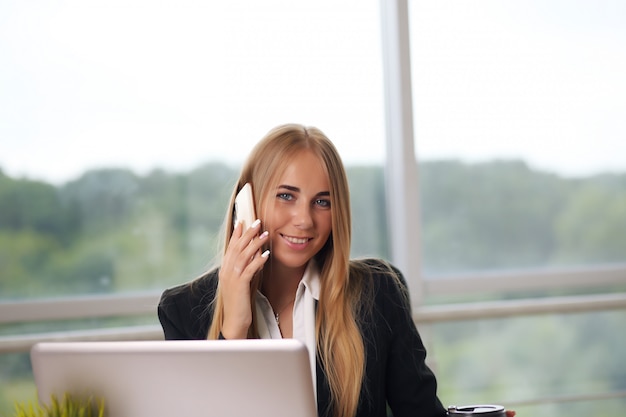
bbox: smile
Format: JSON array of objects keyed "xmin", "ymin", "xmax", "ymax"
[{"xmin": 282, "ymin": 235, "xmax": 311, "ymax": 245}]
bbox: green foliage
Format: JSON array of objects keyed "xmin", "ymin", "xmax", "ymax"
[
  {"xmin": 2, "ymin": 159, "xmax": 626, "ymax": 298},
  {"xmin": 554, "ymin": 175, "xmax": 626, "ymax": 263},
  {"xmin": 432, "ymin": 311, "xmax": 626, "ymax": 417},
  {"xmin": 0, "ymin": 176, "xmax": 78, "ymax": 243},
  {"xmin": 419, "ymin": 159, "xmax": 572, "ymax": 273},
  {"xmin": 347, "ymin": 165, "xmax": 388, "ymax": 258},
  {"xmin": 7, "ymin": 394, "xmax": 104, "ymax": 417}
]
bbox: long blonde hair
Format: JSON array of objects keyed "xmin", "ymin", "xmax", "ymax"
[{"xmin": 208, "ymin": 124, "xmax": 366, "ymax": 417}]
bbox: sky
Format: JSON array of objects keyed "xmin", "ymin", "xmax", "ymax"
[
  {"xmin": 410, "ymin": 0, "xmax": 626, "ymax": 177},
  {"xmin": 1, "ymin": 0, "xmax": 625, "ymax": 185}
]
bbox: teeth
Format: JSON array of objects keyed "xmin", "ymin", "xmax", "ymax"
[{"xmin": 285, "ymin": 236, "xmax": 308, "ymax": 244}]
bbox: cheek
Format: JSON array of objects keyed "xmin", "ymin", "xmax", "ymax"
[
  {"xmin": 261, "ymin": 205, "xmax": 284, "ymax": 230},
  {"xmin": 317, "ymin": 212, "xmax": 333, "ymax": 236}
]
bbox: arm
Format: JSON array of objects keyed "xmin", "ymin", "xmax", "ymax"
[
  {"xmin": 363, "ymin": 261, "xmax": 515, "ymax": 417},
  {"xmin": 374, "ymin": 264, "xmax": 447, "ymax": 417}
]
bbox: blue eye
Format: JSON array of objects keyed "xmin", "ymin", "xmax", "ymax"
[
  {"xmin": 277, "ymin": 193, "xmax": 294, "ymax": 201},
  {"xmin": 315, "ymin": 199, "xmax": 331, "ymax": 208}
]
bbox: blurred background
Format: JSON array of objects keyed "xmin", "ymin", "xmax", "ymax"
[{"xmin": 1, "ymin": 1, "xmax": 625, "ymax": 416}]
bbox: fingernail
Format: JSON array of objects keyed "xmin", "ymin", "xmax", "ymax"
[
  {"xmin": 261, "ymin": 250, "xmax": 270, "ymax": 258},
  {"xmin": 260, "ymin": 231, "xmax": 269, "ymax": 239},
  {"xmin": 251, "ymin": 219, "xmax": 261, "ymax": 229}
]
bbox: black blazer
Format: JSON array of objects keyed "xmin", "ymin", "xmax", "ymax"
[{"xmin": 158, "ymin": 259, "xmax": 446, "ymax": 417}]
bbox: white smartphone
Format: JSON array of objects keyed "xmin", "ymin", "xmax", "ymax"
[{"xmin": 234, "ymin": 183, "xmax": 257, "ymax": 231}]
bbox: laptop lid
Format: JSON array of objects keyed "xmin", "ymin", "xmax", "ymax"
[{"xmin": 30, "ymin": 339, "xmax": 317, "ymax": 417}]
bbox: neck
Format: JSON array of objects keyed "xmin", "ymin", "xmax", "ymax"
[{"xmin": 261, "ymin": 261, "xmax": 307, "ymax": 308}]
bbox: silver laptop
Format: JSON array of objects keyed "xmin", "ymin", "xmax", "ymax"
[{"xmin": 31, "ymin": 339, "xmax": 317, "ymax": 417}]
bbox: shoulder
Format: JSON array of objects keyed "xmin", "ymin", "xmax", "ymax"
[
  {"xmin": 160, "ymin": 268, "xmax": 220, "ymax": 307},
  {"xmin": 158, "ymin": 268, "xmax": 220, "ymax": 340},
  {"xmin": 350, "ymin": 258, "xmax": 408, "ymax": 292},
  {"xmin": 350, "ymin": 258, "xmax": 412, "ymax": 313}
]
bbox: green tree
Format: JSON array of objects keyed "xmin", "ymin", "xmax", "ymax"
[
  {"xmin": 60, "ymin": 168, "xmax": 140, "ymax": 236},
  {"xmin": 346, "ymin": 165, "xmax": 388, "ymax": 258},
  {"xmin": 554, "ymin": 175, "xmax": 626, "ymax": 264},
  {"xmin": 419, "ymin": 160, "xmax": 568, "ymax": 274},
  {"xmin": 0, "ymin": 174, "xmax": 78, "ymax": 244}
]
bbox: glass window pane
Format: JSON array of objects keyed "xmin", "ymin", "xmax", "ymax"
[
  {"xmin": 424, "ymin": 310, "xmax": 626, "ymax": 417},
  {"xmin": 409, "ymin": 0, "xmax": 626, "ymax": 275},
  {"xmin": 0, "ymin": 0, "xmax": 387, "ymax": 300},
  {"xmin": 1, "ymin": 3, "xmax": 387, "ymax": 411},
  {"xmin": 0, "ymin": 352, "xmax": 34, "ymax": 412}
]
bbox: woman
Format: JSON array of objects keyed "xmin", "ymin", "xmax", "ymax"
[{"xmin": 158, "ymin": 124, "xmax": 511, "ymax": 417}]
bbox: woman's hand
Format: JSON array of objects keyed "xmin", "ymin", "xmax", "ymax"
[{"xmin": 219, "ymin": 219, "xmax": 269, "ymax": 339}]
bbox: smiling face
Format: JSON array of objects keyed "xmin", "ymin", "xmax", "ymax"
[{"xmin": 260, "ymin": 149, "xmax": 333, "ymax": 275}]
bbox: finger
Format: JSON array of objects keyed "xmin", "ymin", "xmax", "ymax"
[
  {"xmin": 227, "ymin": 220, "xmax": 245, "ymax": 248},
  {"xmin": 228, "ymin": 219, "xmax": 261, "ymax": 253},
  {"xmin": 244, "ymin": 247, "xmax": 270, "ymax": 275},
  {"xmin": 238, "ymin": 231, "xmax": 270, "ymax": 276},
  {"xmin": 240, "ymin": 218, "xmax": 262, "ymax": 240},
  {"xmin": 224, "ymin": 221, "xmax": 258, "ymax": 269},
  {"xmin": 222, "ymin": 227, "xmax": 268, "ymax": 280}
]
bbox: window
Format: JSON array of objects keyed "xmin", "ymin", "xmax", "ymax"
[
  {"xmin": 0, "ymin": 0, "xmax": 387, "ymax": 300},
  {"xmin": 0, "ymin": 0, "xmax": 387, "ymax": 411},
  {"xmin": 410, "ymin": 0, "xmax": 626, "ymax": 277},
  {"xmin": 1, "ymin": 1, "xmax": 625, "ymax": 415},
  {"xmin": 408, "ymin": 1, "xmax": 626, "ymax": 415}
]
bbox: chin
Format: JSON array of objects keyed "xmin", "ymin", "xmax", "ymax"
[{"xmin": 273, "ymin": 254, "xmax": 313, "ymax": 270}]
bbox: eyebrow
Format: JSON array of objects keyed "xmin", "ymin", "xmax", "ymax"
[{"xmin": 278, "ymin": 184, "xmax": 330, "ymax": 197}]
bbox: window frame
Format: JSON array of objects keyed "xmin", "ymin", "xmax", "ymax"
[{"xmin": 380, "ymin": 0, "xmax": 626, "ymax": 309}]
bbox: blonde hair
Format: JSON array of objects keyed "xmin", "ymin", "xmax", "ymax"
[{"xmin": 208, "ymin": 124, "xmax": 366, "ymax": 417}]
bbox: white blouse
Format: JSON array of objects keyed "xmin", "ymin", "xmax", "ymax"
[{"xmin": 254, "ymin": 261, "xmax": 320, "ymax": 396}]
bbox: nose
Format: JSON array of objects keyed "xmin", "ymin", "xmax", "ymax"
[{"xmin": 292, "ymin": 201, "xmax": 313, "ymax": 229}]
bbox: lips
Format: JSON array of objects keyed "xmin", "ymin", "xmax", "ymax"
[{"xmin": 282, "ymin": 234, "xmax": 311, "ymax": 245}]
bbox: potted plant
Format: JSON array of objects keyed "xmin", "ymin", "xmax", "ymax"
[{"xmin": 8, "ymin": 394, "xmax": 104, "ymax": 417}]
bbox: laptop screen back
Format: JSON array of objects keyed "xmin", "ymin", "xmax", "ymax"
[{"xmin": 31, "ymin": 339, "xmax": 317, "ymax": 417}]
